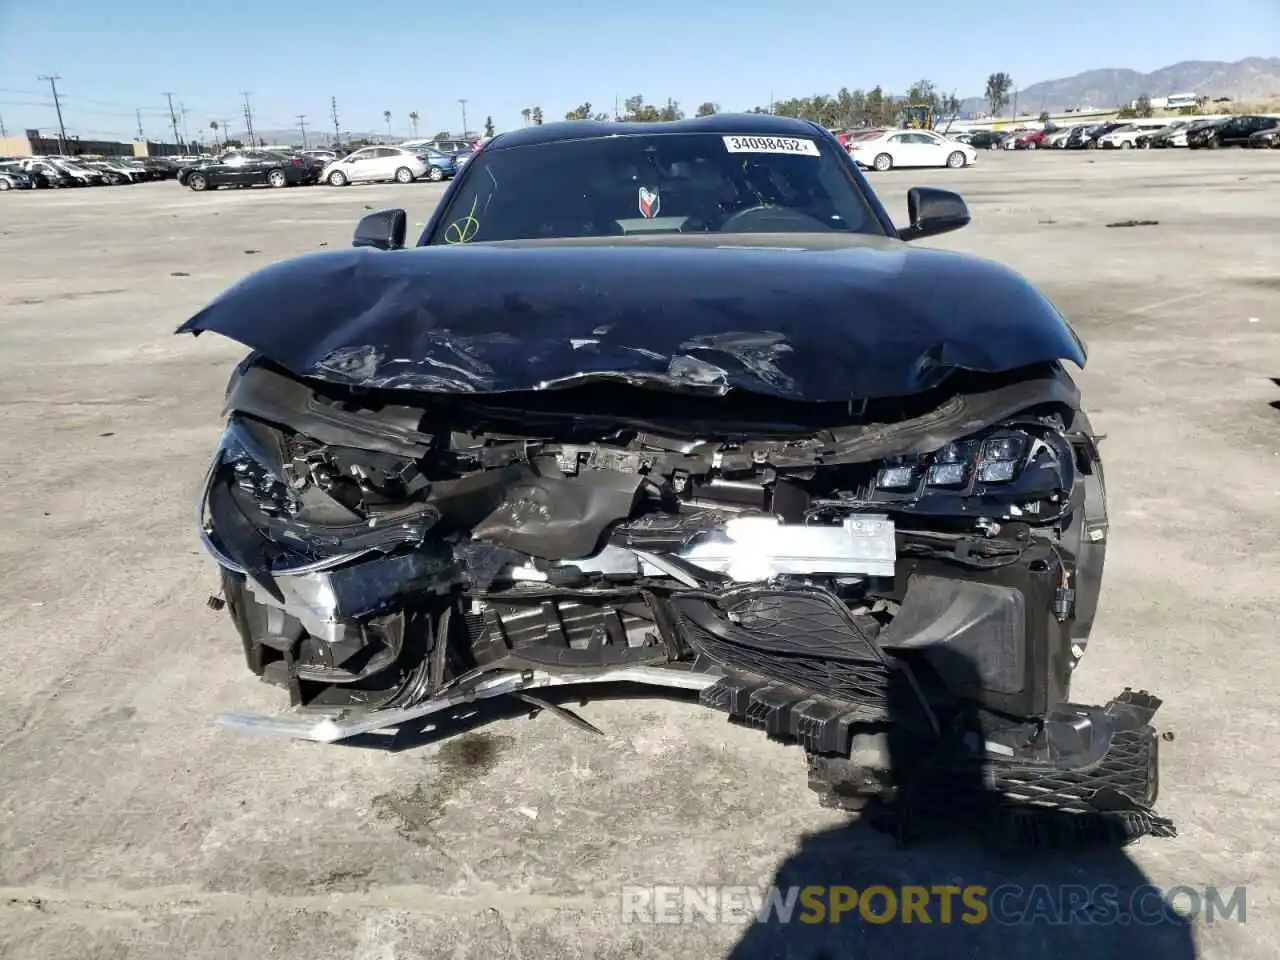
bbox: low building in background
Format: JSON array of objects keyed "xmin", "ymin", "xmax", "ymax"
[{"xmin": 0, "ymin": 130, "xmax": 192, "ymax": 158}]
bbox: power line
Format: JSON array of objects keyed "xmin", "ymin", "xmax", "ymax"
[
  {"xmin": 296, "ymin": 114, "xmax": 308, "ymax": 149},
  {"xmin": 330, "ymin": 95, "xmax": 341, "ymax": 147},
  {"xmin": 37, "ymin": 74, "xmax": 67, "ymax": 154},
  {"xmin": 163, "ymin": 92, "xmax": 182, "ymax": 148}
]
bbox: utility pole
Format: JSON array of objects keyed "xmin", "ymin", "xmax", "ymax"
[
  {"xmin": 330, "ymin": 95, "xmax": 341, "ymax": 149},
  {"xmin": 242, "ymin": 92, "xmax": 255, "ymax": 146},
  {"xmin": 2, "ymin": 109, "xmax": 9, "ymax": 137},
  {"xmin": 218, "ymin": 119, "xmax": 229, "ymax": 149},
  {"xmin": 135, "ymin": 108, "xmax": 144, "ymax": 140},
  {"xmin": 179, "ymin": 102, "xmax": 190, "ymax": 146},
  {"xmin": 163, "ymin": 92, "xmax": 182, "ymax": 149},
  {"xmin": 458, "ymin": 98, "xmax": 468, "ymax": 137},
  {"xmin": 296, "ymin": 114, "xmax": 308, "ymax": 149},
  {"xmin": 38, "ymin": 74, "xmax": 68, "ymax": 155}
]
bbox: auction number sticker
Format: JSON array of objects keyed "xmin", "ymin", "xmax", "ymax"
[{"xmin": 722, "ymin": 135, "xmax": 820, "ymax": 156}]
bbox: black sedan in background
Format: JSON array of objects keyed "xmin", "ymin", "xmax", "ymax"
[
  {"xmin": 136, "ymin": 157, "xmax": 181, "ymax": 179},
  {"xmin": 966, "ymin": 130, "xmax": 1009, "ymax": 150},
  {"xmin": 1248, "ymin": 126, "xmax": 1280, "ymax": 148},
  {"xmin": 179, "ymin": 150, "xmax": 317, "ymax": 191},
  {"xmin": 1188, "ymin": 115, "xmax": 1279, "ymax": 148}
]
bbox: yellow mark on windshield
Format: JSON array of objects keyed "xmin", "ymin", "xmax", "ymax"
[{"xmin": 444, "ymin": 196, "xmax": 480, "ymax": 244}]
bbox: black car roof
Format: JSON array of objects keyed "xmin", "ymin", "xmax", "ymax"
[{"xmin": 488, "ymin": 114, "xmax": 829, "ymax": 150}]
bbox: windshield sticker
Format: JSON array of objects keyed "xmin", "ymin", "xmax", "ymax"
[
  {"xmin": 722, "ymin": 135, "xmax": 820, "ymax": 157},
  {"xmin": 444, "ymin": 195, "xmax": 481, "ymax": 244},
  {"xmin": 638, "ymin": 185, "xmax": 661, "ymax": 219}
]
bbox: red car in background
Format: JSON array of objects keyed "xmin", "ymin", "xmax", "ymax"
[
  {"xmin": 835, "ymin": 128, "xmax": 888, "ymax": 150},
  {"xmin": 1013, "ymin": 127, "xmax": 1059, "ymax": 150}
]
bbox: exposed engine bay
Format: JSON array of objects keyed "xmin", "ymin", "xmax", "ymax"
[{"xmin": 202, "ymin": 359, "xmax": 1170, "ymax": 841}]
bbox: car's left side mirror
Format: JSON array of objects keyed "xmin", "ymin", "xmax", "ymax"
[
  {"xmin": 899, "ymin": 186, "xmax": 971, "ymax": 241},
  {"xmin": 353, "ymin": 209, "xmax": 407, "ymax": 250}
]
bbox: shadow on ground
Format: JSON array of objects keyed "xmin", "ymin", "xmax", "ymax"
[
  {"xmin": 338, "ymin": 639, "xmax": 1192, "ymax": 960},
  {"xmin": 727, "ymin": 643, "xmax": 1193, "ymax": 960}
]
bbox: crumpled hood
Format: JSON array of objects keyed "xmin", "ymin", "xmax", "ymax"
[{"xmin": 175, "ymin": 237, "xmax": 1086, "ymax": 401}]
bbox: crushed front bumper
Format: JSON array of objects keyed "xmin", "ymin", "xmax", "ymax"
[{"xmin": 212, "ymin": 551, "xmax": 1171, "ymax": 840}]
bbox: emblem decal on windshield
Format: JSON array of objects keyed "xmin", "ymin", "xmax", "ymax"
[{"xmin": 638, "ymin": 185, "xmax": 661, "ymax": 219}]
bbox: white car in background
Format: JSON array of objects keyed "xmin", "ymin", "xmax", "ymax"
[
  {"xmin": 849, "ymin": 129, "xmax": 978, "ymax": 171},
  {"xmin": 1097, "ymin": 120, "xmax": 1168, "ymax": 149},
  {"xmin": 320, "ymin": 146, "xmax": 428, "ymax": 186}
]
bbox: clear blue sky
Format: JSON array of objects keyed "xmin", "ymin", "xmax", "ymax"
[{"xmin": 0, "ymin": 0, "xmax": 1275, "ymax": 143}]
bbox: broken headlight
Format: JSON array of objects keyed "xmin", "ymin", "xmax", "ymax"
[
  {"xmin": 198, "ymin": 416, "xmax": 438, "ymax": 576},
  {"xmin": 870, "ymin": 424, "xmax": 1074, "ymax": 521}
]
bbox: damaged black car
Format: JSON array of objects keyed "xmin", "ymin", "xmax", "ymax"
[{"xmin": 179, "ymin": 115, "xmax": 1171, "ymax": 841}]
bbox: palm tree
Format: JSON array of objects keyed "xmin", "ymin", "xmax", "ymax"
[
  {"xmin": 209, "ymin": 120, "xmax": 220, "ymax": 146},
  {"xmin": 521, "ymin": 107, "xmax": 531, "ymax": 126},
  {"xmin": 383, "ymin": 110, "xmax": 392, "ymax": 141},
  {"xmin": 409, "ymin": 111, "xmax": 419, "ymax": 137}
]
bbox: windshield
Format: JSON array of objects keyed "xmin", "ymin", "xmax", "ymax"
[{"xmin": 425, "ymin": 131, "xmax": 879, "ymax": 244}]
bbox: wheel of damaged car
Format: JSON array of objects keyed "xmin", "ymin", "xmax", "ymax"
[
  {"xmin": 267, "ymin": 169, "xmax": 288, "ymax": 188},
  {"xmin": 873, "ymin": 153, "xmax": 893, "ymax": 172},
  {"xmin": 427, "ymin": 166, "xmax": 445, "ymax": 182},
  {"xmin": 188, "ymin": 173, "xmax": 207, "ymax": 192},
  {"xmin": 394, "ymin": 166, "xmax": 415, "ymax": 183},
  {"xmin": 327, "ymin": 170, "xmax": 348, "ymax": 186}
]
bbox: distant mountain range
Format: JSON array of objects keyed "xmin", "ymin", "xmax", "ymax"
[
  {"xmin": 956, "ymin": 57, "xmax": 1280, "ymax": 115},
  {"xmin": 197, "ymin": 57, "xmax": 1280, "ymax": 145}
]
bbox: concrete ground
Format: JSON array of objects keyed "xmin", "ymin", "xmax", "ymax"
[{"xmin": 0, "ymin": 150, "xmax": 1276, "ymax": 960}]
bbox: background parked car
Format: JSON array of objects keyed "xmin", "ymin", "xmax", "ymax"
[
  {"xmin": 48, "ymin": 159, "xmax": 106, "ymax": 185},
  {"xmin": 1247, "ymin": 125, "xmax": 1280, "ymax": 148},
  {"xmin": 849, "ymin": 129, "xmax": 977, "ymax": 170},
  {"xmin": 1014, "ymin": 126, "xmax": 1060, "ymax": 149},
  {"xmin": 1151, "ymin": 118, "xmax": 1219, "ymax": 148},
  {"xmin": 966, "ymin": 130, "xmax": 1009, "ymax": 150},
  {"xmin": 13, "ymin": 159, "xmax": 70, "ymax": 187},
  {"xmin": 85, "ymin": 159, "xmax": 144, "ymax": 184},
  {"xmin": 135, "ymin": 157, "xmax": 180, "ymax": 179},
  {"xmin": 1188, "ymin": 115, "xmax": 1279, "ymax": 148},
  {"xmin": 181, "ymin": 150, "xmax": 314, "ymax": 191},
  {"xmin": 1097, "ymin": 120, "xmax": 1168, "ymax": 149},
  {"xmin": 1136, "ymin": 121, "xmax": 1188, "ymax": 148},
  {"xmin": 0, "ymin": 167, "xmax": 35, "ymax": 190},
  {"xmin": 416, "ymin": 148, "xmax": 460, "ymax": 181},
  {"xmin": 321, "ymin": 146, "xmax": 429, "ymax": 186}
]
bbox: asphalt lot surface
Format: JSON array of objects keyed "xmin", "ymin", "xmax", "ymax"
[{"xmin": 1, "ymin": 150, "xmax": 1277, "ymax": 960}]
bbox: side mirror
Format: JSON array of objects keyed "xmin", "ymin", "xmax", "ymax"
[
  {"xmin": 899, "ymin": 186, "xmax": 971, "ymax": 242},
  {"xmin": 353, "ymin": 209, "xmax": 407, "ymax": 250}
]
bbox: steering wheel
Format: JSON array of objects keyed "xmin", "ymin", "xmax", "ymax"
[{"xmin": 717, "ymin": 204, "xmax": 832, "ymax": 233}]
